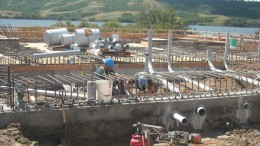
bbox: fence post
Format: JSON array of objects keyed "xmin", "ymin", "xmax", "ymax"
[{"xmin": 258, "ymin": 33, "xmax": 260, "ymax": 62}]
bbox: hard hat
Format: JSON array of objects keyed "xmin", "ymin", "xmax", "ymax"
[
  {"xmin": 114, "ymin": 43, "xmax": 123, "ymax": 51},
  {"xmin": 103, "ymin": 58, "xmax": 114, "ymax": 69},
  {"xmin": 138, "ymin": 76, "xmax": 147, "ymax": 87}
]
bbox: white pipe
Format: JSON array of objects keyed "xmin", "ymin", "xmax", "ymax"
[
  {"xmin": 146, "ymin": 30, "xmax": 179, "ymax": 92},
  {"xmin": 170, "ymin": 112, "xmax": 189, "ymax": 125},
  {"xmin": 33, "ymin": 50, "xmax": 81, "ymax": 58},
  {"xmin": 195, "ymin": 106, "xmax": 207, "ymax": 116},
  {"xmin": 167, "ymin": 31, "xmax": 212, "ymax": 91},
  {"xmin": 224, "ymin": 33, "xmax": 230, "ymax": 70},
  {"xmin": 27, "ymin": 89, "xmax": 86, "ymax": 99},
  {"xmin": 2, "ymin": 85, "xmax": 86, "ymax": 99},
  {"xmin": 242, "ymin": 102, "xmax": 250, "ymax": 109},
  {"xmin": 207, "ymin": 49, "xmax": 260, "ymax": 86}
]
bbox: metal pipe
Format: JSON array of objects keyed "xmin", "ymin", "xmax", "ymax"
[
  {"xmin": 195, "ymin": 106, "xmax": 207, "ymax": 116},
  {"xmin": 170, "ymin": 112, "xmax": 189, "ymax": 125},
  {"xmin": 224, "ymin": 33, "xmax": 230, "ymax": 70},
  {"xmin": 33, "ymin": 50, "xmax": 82, "ymax": 58},
  {"xmin": 145, "ymin": 30, "xmax": 179, "ymax": 92},
  {"xmin": 167, "ymin": 31, "xmax": 212, "ymax": 91},
  {"xmin": 242, "ymin": 102, "xmax": 250, "ymax": 109}
]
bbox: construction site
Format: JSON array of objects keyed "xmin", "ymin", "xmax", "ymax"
[{"xmin": 0, "ymin": 25, "xmax": 260, "ymax": 146}]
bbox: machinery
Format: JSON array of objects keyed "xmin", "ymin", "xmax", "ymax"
[{"xmin": 130, "ymin": 122, "xmax": 202, "ymax": 146}]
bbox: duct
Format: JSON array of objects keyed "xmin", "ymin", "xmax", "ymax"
[
  {"xmin": 32, "ymin": 50, "xmax": 82, "ymax": 58},
  {"xmin": 26, "ymin": 88, "xmax": 85, "ymax": 99},
  {"xmin": 224, "ymin": 33, "xmax": 230, "ymax": 70},
  {"xmin": 74, "ymin": 28, "xmax": 100, "ymax": 47},
  {"xmin": 170, "ymin": 112, "xmax": 189, "ymax": 125},
  {"xmin": 146, "ymin": 30, "xmax": 179, "ymax": 92},
  {"xmin": 0, "ymin": 86, "xmax": 86, "ymax": 99},
  {"xmin": 167, "ymin": 31, "xmax": 212, "ymax": 91},
  {"xmin": 207, "ymin": 48, "xmax": 260, "ymax": 86},
  {"xmin": 195, "ymin": 106, "xmax": 207, "ymax": 116},
  {"xmin": 61, "ymin": 34, "xmax": 74, "ymax": 46},
  {"xmin": 43, "ymin": 28, "xmax": 69, "ymax": 46}
]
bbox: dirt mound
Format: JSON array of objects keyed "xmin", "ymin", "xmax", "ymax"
[
  {"xmin": 0, "ymin": 123, "xmax": 37, "ymax": 146},
  {"xmin": 200, "ymin": 128, "xmax": 260, "ymax": 146}
]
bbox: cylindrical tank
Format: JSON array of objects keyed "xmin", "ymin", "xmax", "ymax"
[
  {"xmin": 61, "ymin": 34, "xmax": 74, "ymax": 46},
  {"xmin": 130, "ymin": 134, "xmax": 151, "ymax": 146},
  {"xmin": 74, "ymin": 28, "xmax": 100, "ymax": 47},
  {"xmin": 43, "ymin": 28, "xmax": 69, "ymax": 46}
]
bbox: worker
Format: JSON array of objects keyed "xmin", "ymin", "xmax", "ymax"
[
  {"xmin": 95, "ymin": 58, "xmax": 126, "ymax": 96},
  {"xmin": 125, "ymin": 75, "xmax": 158, "ymax": 96}
]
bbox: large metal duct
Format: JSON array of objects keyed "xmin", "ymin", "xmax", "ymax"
[
  {"xmin": 43, "ymin": 28, "xmax": 69, "ymax": 46},
  {"xmin": 74, "ymin": 28, "xmax": 100, "ymax": 47},
  {"xmin": 61, "ymin": 34, "xmax": 74, "ymax": 46}
]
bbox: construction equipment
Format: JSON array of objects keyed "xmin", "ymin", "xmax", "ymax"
[{"xmin": 131, "ymin": 122, "xmax": 202, "ymax": 146}]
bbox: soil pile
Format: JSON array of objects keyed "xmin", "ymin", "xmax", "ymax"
[{"xmin": 0, "ymin": 123, "xmax": 37, "ymax": 146}]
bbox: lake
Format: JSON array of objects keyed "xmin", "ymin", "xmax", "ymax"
[{"xmin": 0, "ymin": 18, "xmax": 259, "ymax": 34}]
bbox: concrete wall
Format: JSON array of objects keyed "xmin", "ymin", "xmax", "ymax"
[{"xmin": 0, "ymin": 94, "xmax": 259, "ymax": 145}]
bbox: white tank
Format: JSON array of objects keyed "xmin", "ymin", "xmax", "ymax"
[
  {"xmin": 74, "ymin": 28, "xmax": 100, "ymax": 47},
  {"xmin": 43, "ymin": 28, "xmax": 69, "ymax": 46},
  {"xmin": 61, "ymin": 34, "xmax": 74, "ymax": 46}
]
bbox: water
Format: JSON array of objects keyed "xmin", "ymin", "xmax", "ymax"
[
  {"xmin": 0, "ymin": 18, "xmax": 131, "ymax": 27},
  {"xmin": 0, "ymin": 18, "xmax": 259, "ymax": 34},
  {"xmin": 189, "ymin": 25, "xmax": 259, "ymax": 34}
]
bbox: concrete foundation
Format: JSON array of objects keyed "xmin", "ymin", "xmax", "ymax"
[{"xmin": 0, "ymin": 94, "xmax": 259, "ymax": 145}]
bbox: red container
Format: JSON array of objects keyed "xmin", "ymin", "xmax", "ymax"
[{"xmin": 130, "ymin": 134, "xmax": 151, "ymax": 146}]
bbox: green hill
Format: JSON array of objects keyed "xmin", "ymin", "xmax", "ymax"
[{"xmin": 0, "ymin": 0, "xmax": 259, "ymax": 27}]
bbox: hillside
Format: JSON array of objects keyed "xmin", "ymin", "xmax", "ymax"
[{"xmin": 0, "ymin": 0, "xmax": 259, "ymax": 27}]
